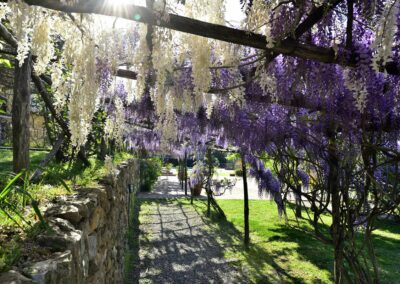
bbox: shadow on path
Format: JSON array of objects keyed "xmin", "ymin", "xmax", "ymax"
[{"xmin": 133, "ymin": 198, "xmax": 247, "ymax": 283}]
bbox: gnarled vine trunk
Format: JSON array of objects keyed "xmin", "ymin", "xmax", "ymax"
[{"xmin": 327, "ymin": 129, "xmax": 344, "ymax": 284}]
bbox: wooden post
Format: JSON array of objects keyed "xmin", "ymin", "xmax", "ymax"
[
  {"xmin": 327, "ymin": 129, "xmax": 343, "ymax": 284},
  {"xmin": 179, "ymin": 159, "xmax": 184, "ymax": 190},
  {"xmin": 12, "ymin": 54, "xmax": 32, "ymax": 173},
  {"xmin": 241, "ymin": 153, "xmax": 250, "ymax": 247},
  {"xmin": 184, "ymin": 152, "xmax": 188, "ymax": 196},
  {"xmin": 295, "ymin": 184, "xmax": 302, "ymax": 218},
  {"xmin": 206, "ymin": 149, "xmax": 212, "ymax": 217}
]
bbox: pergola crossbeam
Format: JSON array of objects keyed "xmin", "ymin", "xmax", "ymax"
[{"xmin": 16, "ymin": 0, "xmax": 399, "ymax": 75}]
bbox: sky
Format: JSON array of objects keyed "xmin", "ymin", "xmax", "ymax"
[
  {"xmin": 225, "ymin": 0, "xmax": 246, "ymax": 26},
  {"xmin": 107, "ymin": 0, "xmax": 245, "ymax": 27}
]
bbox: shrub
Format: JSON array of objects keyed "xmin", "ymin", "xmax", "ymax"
[
  {"xmin": 0, "ymin": 239, "xmax": 20, "ymax": 273},
  {"xmin": 165, "ymin": 163, "xmax": 173, "ymax": 173},
  {"xmin": 139, "ymin": 158, "xmax": 162, "ymax": 192},
  {"xmin": 234, "ymin": 160, "xmax": 243, "ymax": 176},
  {"xmin": 189, "ymin": 161, "xmax": 206, "ymax": 196}
]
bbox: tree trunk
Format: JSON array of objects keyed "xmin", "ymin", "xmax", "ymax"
[
  {"xmin": 12, "ymin": 54, "xmax": 31, "ymax": 173},
  {"xmin": 98, "ymin": 136, "xmax": 107, "ymax": 161},
  {"xmin": 242, "ymin": 153, "xmax": 250, "ymax": 248}
]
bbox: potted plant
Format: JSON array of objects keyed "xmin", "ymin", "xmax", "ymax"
[{"xmin": 189, "ymin": 162, "xmax": 205, "ymax": 196}]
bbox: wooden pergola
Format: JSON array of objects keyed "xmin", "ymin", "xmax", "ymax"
[{"xmin": 0, "ymin": 0, "xmax": 398, "ymax": 173}]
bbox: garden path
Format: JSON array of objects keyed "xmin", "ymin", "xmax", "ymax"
[
  {"xmin": 137, "ymin": 175, "xmax": 274, "ymax": 200},
  {"xmin": 132, "ymin": 183, "xmax": 249, "ymax": 283}
]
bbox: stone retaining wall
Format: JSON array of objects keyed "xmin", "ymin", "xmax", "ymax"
[{"xmin": 0, "ymin": 159, "xmax": 139, "ymax": 284}]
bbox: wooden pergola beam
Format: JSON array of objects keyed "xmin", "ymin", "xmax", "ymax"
[
  {"xmin": 0, "ymin": 23, "xmax": 139, "ymax": 80},
  {"xmin": 116, "ymin": 68, "xmax": 137, "ymax": 80},
  {"xmin": 17, "ymin": 0, "xmax": 399, "ymax": 76}
]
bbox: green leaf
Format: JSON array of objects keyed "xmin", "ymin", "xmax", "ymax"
[
  {"xmin": 0, "ymin": 172, "xmax": 24, "ymax": 201},
  {"xmin": 58, "ymin": 178, "xmax": 71, "ymax": 192},
  {"xmin": 0, "ymin": 58, "xmax": 12, "ymax": 68},
  {"xmin": 2, "ymin": 201, "xmax": 29, "ymax": 228},
  {"xmin": 31, "ymin": 200, "xmax": 46, "ymax": 226}
]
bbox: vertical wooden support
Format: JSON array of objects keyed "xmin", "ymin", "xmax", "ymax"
[
  {"xmin": 12, "ymin": 54, "xmax": 31, "ymax": 173},
  {"xmin": 241, "ymin": 153, "xmax": 250, "ymax": 248},
  {"xmin": 206, "ymin": 149, "xmax": 212, "ymax": 217},
  {"xmin": 295, "ymin": 184, "xmax": 302, "ymax": 218},
  {"xmin": 184, "ymin": 152, "xmax": 188, "ymax": 196}
]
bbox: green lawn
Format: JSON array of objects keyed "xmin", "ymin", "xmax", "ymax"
[
  {"xmin": 0, "ymin": 149, "xmax": 47, "ymax": 174},
  {"xmin": 172, "ymin": 199, "xmax": 399, "ymax": 283},
  {"xmin": 215, "ymin": 168, "xmax": 235, "ymax": 177}
]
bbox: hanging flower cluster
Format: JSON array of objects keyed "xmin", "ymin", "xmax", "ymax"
[
  {"xmin": 68, "ymin": 38, "xmax": 99, "ymax": 147},
  {"xmin": 188, "ymin": 35, "xmax": 212, "ymax": 96},
  {"xmin": 244, "ymin": 0, "xmax": 274, "ymax": 48},
  {"xmin": 371, "ymin": 1, "xmax": 399, "ymax": 72},
  {"xmin": 8, "ymin": 0, "xmax": 32, "ymax": 65},
  {"xmin": 343, "ymin": 68, "xmax": 368, "ymax": 112},
  {"xmin": 31, "ymin": 15, "xmax": 53, "ymax": 75},
  {"xmin": 105, "ymin": 96, "xmax": 126, "ymax": 146}
]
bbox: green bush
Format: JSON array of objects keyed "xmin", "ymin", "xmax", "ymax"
[
  {"xmin": 234, "ymin": 160, "xmax": 243, "ymax": 176},
  {"xmin": 139, "ymin": 158, "xmax": 162, "ymax": 192},
  {"xmin": 165, "ymin": 163, "xmax": 173, "ymax": 173},
  {"xmin": 0, "ymin": 239, "xmax": 20, "ymax": 272}
]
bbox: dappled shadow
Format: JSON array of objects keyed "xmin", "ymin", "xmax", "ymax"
[
  {"xmin": 371, "ymin": 222, "xmax": 400, "ymax": 282},
  {"xmin": 133, "ymin": 178, "xmax": 399, "ymax": 283},
  {"xmin": 135, "ymin": 198, "xmax": 312, "ymax": 284},
  {"xmin": 191, "ymin": 201, "xmax": 309, "ymax": 284},
  {"xmin": 136, "ymin": 198, "xmax": 248, "ymax": 283},
  {"xmin": 263, "ymin": 224, "xmax": 333, "ymax": 276},
  {"xmin": 375, "ymin": 218, "xmax": 400, "ymax": 235},
  {"xmin": 137, "ymin": 176, "xmax": 206, "ymax": 200}
]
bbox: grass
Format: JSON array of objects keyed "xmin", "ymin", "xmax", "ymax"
[
  {"xmin": 215, "ymin": 168, "xmax": 235, "ymax": 177},
  {"xmin": 0, "ymin": 149, "xmax": 47, "ymax": 175},
  {"xmin": 214, "ymin": 200, "xmax": 333, "ymax": 283},
  {"xmin": 124, "ymin": 194, "xmax": 153, "ymax": 283},
  {"xmin": 136, "ymin": 198, "xmax": 400, "ymax": 283},
  {"xmin": 214, "ymin": 200, "xmax": 400, "ymax": 283}
]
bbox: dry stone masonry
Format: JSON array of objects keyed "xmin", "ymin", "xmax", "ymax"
[{"xmin": 0, "ymin": 159, "xmax": 139, "ymax": 284}]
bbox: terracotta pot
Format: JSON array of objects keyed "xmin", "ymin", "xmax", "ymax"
[{"xmin": 192, "ymin": 183, "xmax": 203, "ymax": 196}]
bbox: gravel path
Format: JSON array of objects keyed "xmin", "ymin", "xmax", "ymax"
[{"xmin": 135, "ymin": 196, "xmax": 249, "ymax": 283}]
